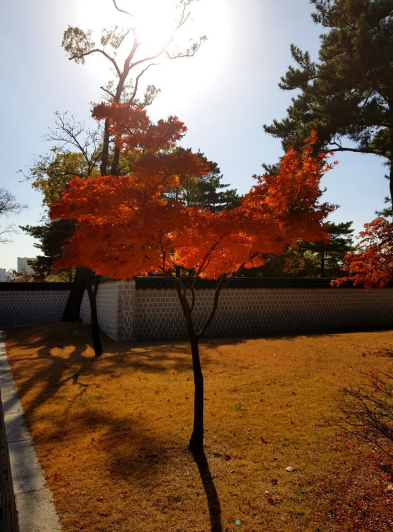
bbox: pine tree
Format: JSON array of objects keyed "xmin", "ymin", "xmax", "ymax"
[
  {"xmin": 264, "ymin": 0, "xmax": 393, "ymax": 204},
  {"xmin": 299, "ymin": 221, "xmax": 354, "ymax": 278}
]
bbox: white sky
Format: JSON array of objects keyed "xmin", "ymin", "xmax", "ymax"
[{"xmin": 0, "ymin": 0, "xmax": 387, "ymax": 272}]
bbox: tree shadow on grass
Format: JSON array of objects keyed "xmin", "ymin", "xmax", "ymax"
[
  {"xmin": 4, "ymin": 323, "xmax": 248, "ymax": 419},
  {"xmin": 192, "ymin": 451, "xmax": 222, "ymax": 532}
]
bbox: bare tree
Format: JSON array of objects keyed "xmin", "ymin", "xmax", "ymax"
[
  {"xmin": 62, "ymin": 0, "xmax": 206, "ymax": 176},
  {"xmin": 0, "ymin": 188, "xmax": 26, "ymax": 244},
  {"xmin": 45, "ymin": 112, "xmax": 102, "ymax": 178},
  {"xmin": 339, "ymin": 352, "xmax": 393, "ymax": 459},
  {"xmin": 23, "ymin": 0, "xmax": 206, "ymax": 324}
]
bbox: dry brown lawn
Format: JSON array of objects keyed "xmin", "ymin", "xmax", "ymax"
[{"xmin": 5, "ymin": 324, "xmax": 393, "ymax": 532}]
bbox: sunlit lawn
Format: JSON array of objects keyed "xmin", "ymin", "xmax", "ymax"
[{"xmin": 6, "ymin": 324, "xmax": 393, "ymax": 532}]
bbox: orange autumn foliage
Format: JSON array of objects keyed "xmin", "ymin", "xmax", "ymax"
[
  {"xmin": 92, "ymin": 102, "xmax": 187, "ymax": 154},
  {"xmin": 333, "ymin": 217, "xmax": 393, "ymax": 289},
  {"xmin": 50, "ymin": 107, "xmax": 336, "ymax": 281}
]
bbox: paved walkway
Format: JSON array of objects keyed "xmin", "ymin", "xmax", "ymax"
[
  {"xmin": 0, "ymin": 329, "xmax": 61, "ymax": 531},
  {"xmin": 0, "ymin": 329, "xmax": 6, "ymax": 532}
]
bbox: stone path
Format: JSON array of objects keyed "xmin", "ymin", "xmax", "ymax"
[
  {"xmin": 0, "ymin": 329, "xmax": 61, "ymax": 531},
  {"xmin": 0, "ymin": 330, "xmax": 6, "ymax": 532}
]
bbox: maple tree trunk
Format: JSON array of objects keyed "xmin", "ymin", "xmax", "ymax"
[
  {"xmin": 171, "ymin": 278, "xmax": 205, "ymax": 453},
  {"xmin": 62, "ymin": 267, "xmax": 86, "ymax": 322},
  {"xmin": 390, "ymin": 160, "xmax": 393, "ymax": 214},
  {"xmin": 188, "ymin": 335, "xmax": 204, "ymax": 454},
  {"xmin": 110, "ymin": 146, "xmax": 121, "ymax": 176},
  {"xmin": 86, "ymin": 275, "xmax": 103, "ymax": 358},
  {"xmin": 172, "ymin": 276, "xmax": 229, "ymax": 453},
  {"xmin": 100, "ymin": 118, "xmax": 111, "ymax": 176},
  {"xmin": 104, "ymin": 80, "xmax": 124, "ymax": 177},
  {"xmin": 320, "ymin": 252, "xmax": 325, "ymax": 278}
]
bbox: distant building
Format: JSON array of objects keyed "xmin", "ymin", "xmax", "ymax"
[
  {"xmin": 0, "ymin": 268, "xmax": 6, "ymax": 282},
  {"xmin": 17, "ymin": 257, "xmax": 35, "ymax": 275}
]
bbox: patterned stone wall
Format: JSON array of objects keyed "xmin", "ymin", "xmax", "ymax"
[
  {"xmin": 80, "ymin": 278, "xmax": 393, "ymax": 342},
  {"xmin": 117, "ymin": 281, "xmax": 137, "ymax": 341},
  {"xmin": 5, "ymin": 280, "xmax": 391, "ymax": 340},
  {"xmin": 135, "ymin": 286, "xmax": 393, "ymax": 340},
  {"xmin": 0, "ymin": 284, "xmax": 71, "ymax": 327}
]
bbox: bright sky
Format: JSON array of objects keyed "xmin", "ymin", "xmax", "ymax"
[{"xmin": 0, "ymin": 0, "xmax": 387, "ymax": 272}]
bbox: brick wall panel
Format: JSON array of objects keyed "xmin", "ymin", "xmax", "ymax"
[
  {"xmin": 0, "ymin": 291, "xmax": 70, "ymax": 327},
  {"xmin": 3, "ymin": 282, "xmax": 393, "ymax": 342},
  {"xmin": 134, "ymin": 287, "xmax": 393, "ymax": 340}
]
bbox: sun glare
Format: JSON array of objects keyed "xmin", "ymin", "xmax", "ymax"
[
  {"xmin": 76, "ymin": 0, "xmax": 230, "ymax": 106},
  {"xmin": 133, "ymin": 0, "xmax": 179, "ymax": 53}
]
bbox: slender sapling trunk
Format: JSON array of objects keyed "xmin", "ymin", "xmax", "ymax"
[
  {"xmin": 171, "ymin": 275, "xmax": 229, "ymax": 453},
  {"xmin": 86, "ymin": 274, "xmax": 103, "ymax": 357},
  {"xmin": 188, "ymin": 336, "xmax": 204, "ymax": 453}
]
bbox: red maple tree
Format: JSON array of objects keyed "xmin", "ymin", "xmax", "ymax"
[
  {"xmin": 333, "ymin": 217, "xmax": 393, "ymax": 289},
  {"xmin": 51, "ymin": 105, "xmax": 336, "ymax": 452}
]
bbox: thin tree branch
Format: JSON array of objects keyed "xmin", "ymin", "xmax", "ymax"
[
  {"xmin": 197, "ymin": 275, "xmax": 230, "ymax": 339},
  {"xmin": 70, "ymin": 48, "xmax": 121, "ymax": 77},
  {"xmin": 129, "ymin": 63, "xmax": 159, "ymax": 105},
  {"xmin": 168, "ymin": 273, "xmax": 193, "ymax": 322},
  {"xmin": 130, "ymin": 1, "xmax": 197, "ymax": 70},
  {"xmin": 47, "ymin": 113, "xmax": 102, "ymax": 172},
  {"xmin": 195, "ymin": 241, "xmax": 223, "ymax": 278},
  {"xmin": 100, "ymin": 85, "xmax": 115, "ymax": 99},
  {"xmin": 116, "ymin": 27, "xmax": 132, "ymax": 48},
  {"xmin": 190, "ymin": 283, "xmax": 196, "ymax": 313},
  {"xmin": 112, "ymin": 0, "xmax": 134, "ymax": 18},
  {"xmin": 329, "ymin": 142, "xmax": 385, "ymax": 157},
  {"xmin": 196, "ymin": 253, "xmax": 260, "ymax": 339}
]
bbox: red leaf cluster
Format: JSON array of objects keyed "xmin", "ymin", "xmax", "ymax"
[
  {"xmin": 332, "ymin": 217, "xmax": 393, "ymax": 289},
  {"xmin": 92, "ymin": 102, "xmax": 187, "ymax": 154},
  {"xmin": 51, "ymin": 105, "xmax": 336, "ymax": 280}
]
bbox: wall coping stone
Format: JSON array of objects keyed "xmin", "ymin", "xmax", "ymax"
[
  {"xmin": 133, "ymin": 276, "xmax": 368, "ymax": 290},
  {"xmin": 1, "ymin": 277, "xmax": 385, "ymax": 293},
  {"xmin": 0, "ymin": 330, "xmax": 62, "ymax": 531},
  {"xmin": 0, "ymin": 283, "xmax": 72, "ymax": 292}
]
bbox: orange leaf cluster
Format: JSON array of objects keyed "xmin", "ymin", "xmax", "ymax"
[
  {"xmin": 332, "ymin": 217, "xmax": 393, "ymax": 289},
  {"xmin": 51, "ymin": 105, "xmax": 336, "ymax": 280},
  {"xmin": 243, "ymin": 131, "xmax": 336, "ymax": 245},
  {"xmin": 93, "ymin": 102, "xmax": 187, "ymax": 154}
]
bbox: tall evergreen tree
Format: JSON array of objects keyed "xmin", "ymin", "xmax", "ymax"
[
  {"xmin": 264, "ymin": 0, "xmax": 393, "ymax": 204},
  {"xmin": 168, "ymin": 157, "xmax": 241, "ymax": 212},
  {"xmin": 299, "ymin": 221, "xmax": 354, "ymax": 277},
  {"xmin": 243, "ymin": 221, "xmax": 354, "ymax": 278},
  {"xmin": 21, "ymin": 220, "xmax": 75, "ymax": 282}
]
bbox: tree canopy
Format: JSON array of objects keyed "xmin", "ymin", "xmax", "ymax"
[
  {"xmin": 168, "ymin": 158, "xmax": 241, "ymax": 212},
  {"xmin": 243, "ymin": 220, "xmax": 354, "ymax": 278},
  {"xmin": 299, "ymin": 220, "xmax": 354, "ymax": 278},
  {"xmin": 23, "ymin": 0, "xmax": 206, "ymax": 316},
  {"xmin": 333, "ymin": 217, "xmax": 393, "ymax": 288},
  {"xmin": 51, "ymin": 113, "xmax": 335, "ymax": 280},
  {"xmin": 63, "ymin": 0, "xmax": 205, "ymax": 177},
  {"xmin": 50, "ymin": 103, "xmax": 336, "ymax": 451},
  {"xmin": 264, "ymin": 0, "xmax": 393, "ymax": 203},
  {"xmin": 20, "ymin": 220, "xmax": 75, "ymax": 281}
]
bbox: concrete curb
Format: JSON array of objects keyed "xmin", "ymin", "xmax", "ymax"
[{"xmin": 0, "ymin": 331, "xmax": 61, "ymax": 532}]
